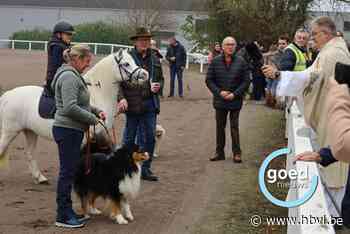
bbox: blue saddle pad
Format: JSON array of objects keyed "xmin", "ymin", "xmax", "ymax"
[{"xmin": 38, "ymin": 92, "xmax": 56, "ymax": 119}]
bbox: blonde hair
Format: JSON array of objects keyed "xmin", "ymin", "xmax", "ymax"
[{"xmin": 63, "ymin": 44, "xmax": 91, "ymax": 63}]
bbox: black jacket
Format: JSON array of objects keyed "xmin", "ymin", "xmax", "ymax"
[
  {"xmin": 117, "ymin": 48, "xmax": 163, "ymax": 114},
  {"xmin": 166, "ymin": 41, "xmax": 187, "ymax": 68},
  {"xmin": 206, "ymin": 54, "xmax": 250, "ymax": 110},
  {"xmin": 44, "ymin": 35, "xmax": 70, "ymax": 96}
]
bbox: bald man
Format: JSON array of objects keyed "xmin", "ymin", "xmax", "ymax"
[{"xmin": 206, "ymin": 37, "xmax": 250, "ymax": 163}]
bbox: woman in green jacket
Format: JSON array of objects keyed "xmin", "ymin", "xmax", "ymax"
[{"xmin": 52, "ymin": 44, "xmax": 106, "ymax": 228}]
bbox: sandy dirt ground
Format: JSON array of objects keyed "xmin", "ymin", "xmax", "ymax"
[{"xmin": 0, "ymin": 49, "xmax": 286, "ymax": 234}]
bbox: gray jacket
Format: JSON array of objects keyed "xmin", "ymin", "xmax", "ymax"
[{"xmin": 52, "ymin": 64, "xmax": 101, "ymax": 131}]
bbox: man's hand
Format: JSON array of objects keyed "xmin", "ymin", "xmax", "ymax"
[
  {"xmin": 220, "ymin": 91, "xmax": 234, "ymax": 100},
  {"xmin": 117, "ymin": 99, "xmax": 128, "ymax": 113},
  {"xmin": 262, "ymin": 64, "xmax": 279, "ymax": 79},
  {"xmin": 170, "ymin": 57, "xmax": 176, "ymax": 62},
  {"xmin": 224, "ymin": 93, "xmax": 235, "ymax": 101},
  {"xmin": 151, "ymin": 82, "xmax": 161, "ymax": 93},
  {"xmin": 220, "ymin": 91, "xmax": 230, "ymax": 98},
  {"xmin": 293, "ymin": 151, "xmax": 321, "ymax": 164}
]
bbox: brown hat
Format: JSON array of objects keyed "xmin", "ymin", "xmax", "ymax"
[{"xmin": 130, "ymin": 27, "xmax": 153, "ymax": 40}]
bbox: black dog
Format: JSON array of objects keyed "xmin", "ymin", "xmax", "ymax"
[{"xmin": 74, "ymin": 145, "xmax": 149, "ymax": 224}]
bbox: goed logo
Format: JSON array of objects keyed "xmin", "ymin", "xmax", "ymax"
[{"xmin": 258, "ymin": 148, "xmax": 319, "ymax": 208}]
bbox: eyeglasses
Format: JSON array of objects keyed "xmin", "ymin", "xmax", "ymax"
[
  {"xmin": 224, "ymin": 43, "xmax": 236, "ymax": 46},
  {"xmin": 311, "ymin": 30, "xmax": 324, "ymax": 37}
]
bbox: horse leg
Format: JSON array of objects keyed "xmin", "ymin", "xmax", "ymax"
[
  {"xmin": 23, "ymin": 130, "xmax": 48, "ymax": 184},
  {"xmin": 0, "ymin": 130, "xmax": 20, "ymax": 168}
]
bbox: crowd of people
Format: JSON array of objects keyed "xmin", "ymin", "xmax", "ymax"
[
  {"xmin": 263, "ymin": 17, "xmax": 350, "ymax": 229},
  {"xmin": 206, "ymin": 16, "xmax": 350, "ymax": 230}
]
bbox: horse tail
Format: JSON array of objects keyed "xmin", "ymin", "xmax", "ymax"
[
  {"xmin": 0, "ymin": 90, "xmax": 4, "ymax": 130},
  {"xmin": 0, "ymin": 90, "xmax": 10, "ymax": 168}
]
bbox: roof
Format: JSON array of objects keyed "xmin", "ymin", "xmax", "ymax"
[{"xmin": 0, "ymin": 0, "xmax": 208, "ymax": 12}]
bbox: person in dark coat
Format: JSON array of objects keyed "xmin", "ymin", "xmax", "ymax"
[
  {"xmin": 39, "ymin": 21, "xmax": 74, "ymax": 119},
  {"xmin": 206, "ymin": 36, "xmax": 250, "ymax": 163},
  {"xmin": 166, "ymin": 37, "xmax": 187, "ymax": 97},
  {"xmin": 117, "ymin": 28, "xmax": 164, "ymax": 182},
  {"xmin": 208, "ymin": 42, "xmax": 222, "ymax": 64},
  {"xmin": 44, "ymin": 21, "xmax": 75, "ymax": 97},
  {"xmin": 238, "ymin": 42, "xmax": 265, "ymax": 102},
  {"xmin": 151, "ymin": 39, "xmax": 164, "ymax": 97}
]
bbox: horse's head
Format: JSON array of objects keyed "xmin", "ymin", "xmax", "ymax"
[{"xmin": 114, "ymin": 48, "xmax": 149, "ymax": 85}]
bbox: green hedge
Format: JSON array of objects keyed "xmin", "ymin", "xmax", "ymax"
[
  {"xmin": 10, "ymin": 28, "xmax": 50, "ymax": 50},
  {"xmin": 10, "ymin": 22, "xmax": 133, "ymax": 53}
]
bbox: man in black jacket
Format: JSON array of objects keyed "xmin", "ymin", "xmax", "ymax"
[
  {"xmin": 166, "ymin": 37, "xmax": 187, "ymax": 97},
  {"xmin": 206, "ymin": 37, "xmax": 250, "ymax": 163}
]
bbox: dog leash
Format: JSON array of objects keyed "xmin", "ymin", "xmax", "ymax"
[
  {"xmin": 85, "ymin": 128, "xmax": 92, "ymax": 175},
  {"xmin": 85, "ymin": 120, "xmax": 115, "ymax": 175}
]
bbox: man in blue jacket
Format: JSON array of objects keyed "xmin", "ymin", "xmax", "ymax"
[
  {"xmin": 166, "ymin": 37, "xmax": 187, "ymax": 98},
  {"xmin": 206, "ymin": 37, "xmax": 250, "ymax": 163}
]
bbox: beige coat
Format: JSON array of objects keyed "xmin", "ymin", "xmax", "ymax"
[
  {"xmin": 303, "ymin": 37, "xmax": 350, "ymax": 188},
  {"xmin": 327, "ymin": 79, "xmax": 350, "ymax": 163}
]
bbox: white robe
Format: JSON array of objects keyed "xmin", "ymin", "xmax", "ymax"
[{"xmin": 278, "ymin": 37, "xmax": 349, "ymax": 188}]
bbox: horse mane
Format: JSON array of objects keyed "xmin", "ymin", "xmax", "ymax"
[{"xmin": 84, "ymin": 54, "xmax": 115, "ymax": 84}]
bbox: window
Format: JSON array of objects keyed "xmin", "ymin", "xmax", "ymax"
[
  {"xmin": 195, "ymin": 18, "xmax": 209, "ymax": 33},
  {"xmin": 344, "ymin": 21, "xmax": 350, "ymax": 32}
]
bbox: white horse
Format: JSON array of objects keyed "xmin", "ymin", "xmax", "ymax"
[{"xmin": 0, "ymin": 48, "xmax": 148, "ymax": 184}]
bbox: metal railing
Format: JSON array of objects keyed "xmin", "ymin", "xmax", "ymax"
[
  {"xmin": 0, "ymin": 39, "xmax": 208, "ymax": 73},
  {"xmin": 286, "ymin": 102, "xmax": 335, "ymax": 234}
]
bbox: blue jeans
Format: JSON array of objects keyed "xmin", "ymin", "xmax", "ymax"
[
  {"xmin": 266, "ymin": 79, "xmax": 279, "ymax": 96},
  {"xmin": 170, "ymin": 65, "xmax": 184, "ymax": 96},
  {"xmin": 123, "ymin": 112, "xmax": 156, "ymax": 173},
  {"xmin": 136, "ymin": 125, "xmax": 145, "ymax": 150},
  {"xmin": 53, "ymin": 126, "xmax": 84, "ymax": 220}
]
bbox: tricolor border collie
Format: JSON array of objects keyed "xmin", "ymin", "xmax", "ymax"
[{"xmin": 74, "ymin": 144, "xmax": 149, "ymax": 224}]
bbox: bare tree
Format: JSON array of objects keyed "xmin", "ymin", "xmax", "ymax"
[
  {"xmin": 311, "ymin": 0, "xmax": 350, "ymax": 31},
  {"xmin": 206, "ymin": 0, "xmax": 314, "ymax": 47},
  {"xmin": 126, "ymin": 0, "xmax": 175, "ymax": 31}
]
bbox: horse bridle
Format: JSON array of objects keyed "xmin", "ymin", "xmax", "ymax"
[{"xmin": 114, "ymin": 54, "xmax": 143, "ymax": 82}]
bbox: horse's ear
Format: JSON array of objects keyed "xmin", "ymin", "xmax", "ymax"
[
  {"xmin": 114, "ymin": 49, "xmax": 123, "ymax": 64},
  {"xmin": 117, "ymin": 49, "xmax": 123, "ymax": 58}
]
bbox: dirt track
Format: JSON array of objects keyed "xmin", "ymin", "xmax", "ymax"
[{"xmin": 0, "ymin": 49, "xmax": 286, "ymax": 234}]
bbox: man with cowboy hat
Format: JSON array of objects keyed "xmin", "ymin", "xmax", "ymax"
[{"xmin": 117, "ymin": 27, "xmax": 164, "ymax": 181}]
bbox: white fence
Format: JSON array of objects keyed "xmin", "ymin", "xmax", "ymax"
[
  {"xmin": 0, "ymin": 39, "xmax": 208, "ymax": 73},
  {"xmin": 286, "ymin": 102, "xmax": 335, "ymax": 234}
]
